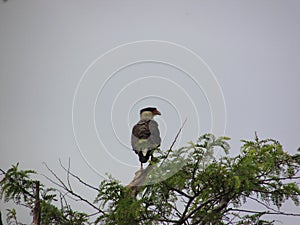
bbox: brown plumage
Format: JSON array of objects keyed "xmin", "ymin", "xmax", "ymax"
[{"xmin": 131, "ymin": 107, "xmax": 161, "ymax": 168}]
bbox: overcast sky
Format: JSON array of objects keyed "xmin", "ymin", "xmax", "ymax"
[{"xmin": 1, "ymin": 0, "xmax": 300, "ymax": 224}]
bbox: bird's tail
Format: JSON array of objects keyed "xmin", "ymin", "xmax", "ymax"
[{"xmin": 138, "ymin": 150, "xmax": 151, "ymax": 163}]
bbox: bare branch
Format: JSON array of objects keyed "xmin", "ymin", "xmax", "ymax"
[
  {"xmin": 179, "ymin": 195, "xmax": 195, "ymax": 224},
  {"xmin": 43, "ymin": 162, "xmax": 106, "ymax": 215},
  {"xmin": 59, "ymin": 159, "xmax": 99, "ymax": 192},
  {"xmin": 161, "ymin": 118, "xmax": 187, "ymax": 164},
  {"xmin": 169, "ymin": 118, "xmax": 187, "ymax": 151},
  {"xmin": 245, "ymin": 195, "xmax": 280, "ymax": 213},
  {"xmin": 66, "ymin": 158, "xmax": 72, "ymax": 192},
  {"xmin": 126, "ymin": 165, "xmax": 154, "ymax": 197},
  {"xmin": 263, "ymin": 176, "xmax": 300, "ymax": 182},
  {"xmin": 230, "ymin": 208, "xmax": 300, "ymax": 216},
  {"xmin": 169, "ymin": 186, "xmax": 192, "ymax": 199},
  {"xmin": 43, "ymin": 162, "xmax": 68, "ymax": 190},
  {"xmin": 42, "ymin": 174, "xmax": 65, "ymax": 190},
  {"xmin": 0, "ymin": 168, "xmax": 5, "ymax": 175}
]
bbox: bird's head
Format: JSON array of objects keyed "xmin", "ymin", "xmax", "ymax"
[{"xmin": 140, "ymin": 107, "xmax": 161, "ymax": 120}]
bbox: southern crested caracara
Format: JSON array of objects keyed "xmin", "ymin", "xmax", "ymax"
[{"xmin": 131, "ymin": 107, "xmax": 161, "ymax": 169}]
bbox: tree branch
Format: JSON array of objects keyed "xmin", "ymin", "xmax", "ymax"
[
  {"xmin": 59, "ymin": 159, "xmax": 99, "ymax": 192},
  {"xmin": 31, "ymin": 181, "xmax": 40, "ymax": 225},
  {"xmin": 43, "ymin": 162, "xmax": 106, "ymax": 215},
  {"xmin": 245, "ymin": 195, "xmax": 280, "ymax": 213},
  {"xmin": 161, "ymin": 118, "xmax": 187, "ymax": 165},
  {"xmin": 66, "ymin": 159, "xmax": 72, "ymax": 192},
  {"xmin": 230, "ymin": 208, "xmax": 300, "ymax": 216},
  {"xmin": 0, "ymin": 211, "xmax": 3, "ymax": 225},
  {"xmin": 169, "ymin": 186, "xmax": 192, "ymax": 199},
  {"xmin": 125, "ymin": 164, "xmax": 154, "ymax": 197}
]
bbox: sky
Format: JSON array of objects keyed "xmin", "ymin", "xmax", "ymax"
[{"xmin": 0, "ymin": 0, "xmax": 300, "ymax": 224}]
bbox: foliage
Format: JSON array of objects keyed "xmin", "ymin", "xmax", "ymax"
[
  {"xmin": 0, "ymin": 163, "xmax": 88, "ymax": 224},
  {"xmin": 1, "ymin": 134, "xmax": 300, "ymax": 224},
  {"xmin": 0, "ymin": 163, "xmax": 36, "ymax": 207},
  {"xmin": 5, "ymin": 209, "xmax": 24, "ymax": 225}
]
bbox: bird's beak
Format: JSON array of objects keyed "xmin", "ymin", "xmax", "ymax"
[{"xmin": 154, "ymin": 110, "xmax": 161, "ymax": 116}]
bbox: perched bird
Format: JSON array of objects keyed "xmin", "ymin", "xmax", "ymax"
[{"xmin": 131, "ymin": 107, "xmax": 161, "ymax": 169}]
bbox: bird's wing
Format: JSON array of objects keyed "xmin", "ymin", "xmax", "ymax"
[
  {"xmin": 132, "ymin": 120, "xmax": 151, "ymax": 139},
  {"xmin": 148, "ymin": 120, "xmax": 161, "ymax": 148},
  {"xmin": 131, "ymin": 119, "xmax": 161, "ymax": 153},
  {"xmin": 131, "ymin": 120, "xmax": 151, "ymax": 152}
]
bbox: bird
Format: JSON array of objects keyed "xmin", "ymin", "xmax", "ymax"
[{"xmin": 131, "ymin": 107, "xmax": 161, "ymax": 169}]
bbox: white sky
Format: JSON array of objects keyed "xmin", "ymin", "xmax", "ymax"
[{"xmin": 1, "ymin": 0, "xmax": 300, "ymax": 224}]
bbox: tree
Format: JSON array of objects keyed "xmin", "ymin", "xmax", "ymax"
[
  {"xmin": 1, "ymin": 134, "xmax": 300, "ymax": 224},
  {"xmin": 0, "ymin": 211, "xmax": 3, "ymax": 225},
  {"xmin": 0, "ymin": 164, "xmax": 88, "ymax": 225}
]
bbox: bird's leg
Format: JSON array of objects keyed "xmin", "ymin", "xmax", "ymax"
[{"xmin": 140, "ymin": 162, "xmax": 143, "ymax": 170}]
